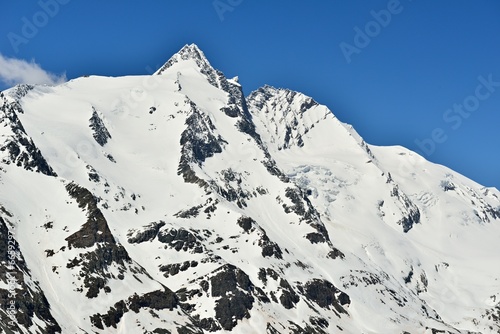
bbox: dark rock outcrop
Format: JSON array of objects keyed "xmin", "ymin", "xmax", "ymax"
[
  {"xmin": 127, "ymin": 221, "xmax": 166, "ymax": 244},
  {"xmin": 0, "ymin": 216, "xmax": 61, "ymax": 333},
  {"xmin": 158, "ymin": 227, "xmax": 204, "ymax": 253},
  {"xmin": 90, "ymin": 288, "xmax": 181, "ymax": 330},
  {"xmin": 0, "ymin": 96, "xmax": 56, "ymax": 176},
  {"xmin": 89, "ymin": 107, "xmax": 111, "ymax": 146},
  {"xmin": 65, "ymin": 182, "xmax": 116, "ymax": 248}
]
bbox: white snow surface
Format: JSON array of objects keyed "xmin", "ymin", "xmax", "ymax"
[{"xmin": 0, "ymin": 44, "xmax": 499, "ymax": 333}]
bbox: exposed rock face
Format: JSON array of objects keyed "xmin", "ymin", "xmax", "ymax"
[
  {"xmin": 302, "ymin": 278, "xmax": 349, "ymax": 313},
  {"xmin": 157, "ymin": 227, "xmax": 204, "ymax": 254},
  {"xmin": 65, "ymin": 182, "xmax": 116, "ymax": 248},
  {"xmin": 63, "ymin": 182, "xmax": 141, "ymax": 299},
  {"xmin": 178, "ymin": 100, "xmax": 226, "ymax": 188},
  {"xmin": 390, "ymin": 185, "xmax": 421, "ymax": 233},
  {"xmin": 0, "ymin": 95, "xmax": 56, "ymax": 176},
  {"xmin": 127, "ymin": 221, "xmax": 165, "ymax": 244},
  {"xmin": 0, "ymin": 216, "xmax": 61, "ymax": 333},
  {"xmin": 155, "ymin": 44, "xmax": 228, "ymax": 92},
  {"xmin": 89, "ymin": 107, "xmax": 111, "ymax": 146},
  {"xmin": 90, "ymin": 288, "xmax": 180, "ymax": 330},
  {"xmin": 210, "ymin": 265, "xmax": 255, "ymax": 330},
  {"xmin": 246, "ymin": 86, "xmax": 326, "ymax": 151}
]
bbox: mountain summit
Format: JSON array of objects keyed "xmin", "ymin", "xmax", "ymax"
[
  {"xmin": 154, "ymin": 43, "xmax": 232, "ymax": 93},
  {"xmin": 155, "ymin": 43, "xmax": 212, "ymax": 75},
  {"xmin": 0, "ymin": 44, "xmax": 499, "ymax": 333}
]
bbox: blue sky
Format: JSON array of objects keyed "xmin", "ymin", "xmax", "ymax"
[{"xmin": 1, "ymin": 1, "xmax": 500, "ymax": 188}]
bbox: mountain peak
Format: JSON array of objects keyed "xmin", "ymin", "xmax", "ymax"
[
  {"xmin": 154, "ymin": 43, "xmax": 211, "ymax": 76},
  {"xmin": 154, "ymin": 43, "xmax": 234, "ymax": 93}
]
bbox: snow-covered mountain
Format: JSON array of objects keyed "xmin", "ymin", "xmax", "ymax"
[{"xmin": 0, "ymin": 43, "xmax": 499, "ymax": 334}]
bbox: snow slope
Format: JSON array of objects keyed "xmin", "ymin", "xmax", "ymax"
[{"xmin": 0, "ymin": 44, "xmax": 499, "ymax": 333}]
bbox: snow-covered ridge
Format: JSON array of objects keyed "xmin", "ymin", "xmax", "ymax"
[
  {"xmin": 247, "ymin": 85, "xmax": 326, "ymax": 150},
  {"xmin": 155, "ymin": 43, "xmax": 210, "ymax": 75},
  {"xmin": 155, "ymin": 43, "xmax": 230, "ymax": 92},
  {"xmin": 0, "ymin": 44, "xmax": 499, "ymax": 333}
]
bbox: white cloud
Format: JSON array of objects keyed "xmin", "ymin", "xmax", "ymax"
[{"xmin": 0, "ymin": 54, "xmax": 66, "ymax": 87}]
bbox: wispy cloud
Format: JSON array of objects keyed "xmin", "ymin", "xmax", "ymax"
[{"xmin": 0, "ymin": 54, "xmax": 66, "ymax": 87}]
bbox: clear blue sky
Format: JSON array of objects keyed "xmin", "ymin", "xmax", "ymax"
[{"xmin": 1, "ymin": 1, "xmax": 500, "ymax": 189}]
